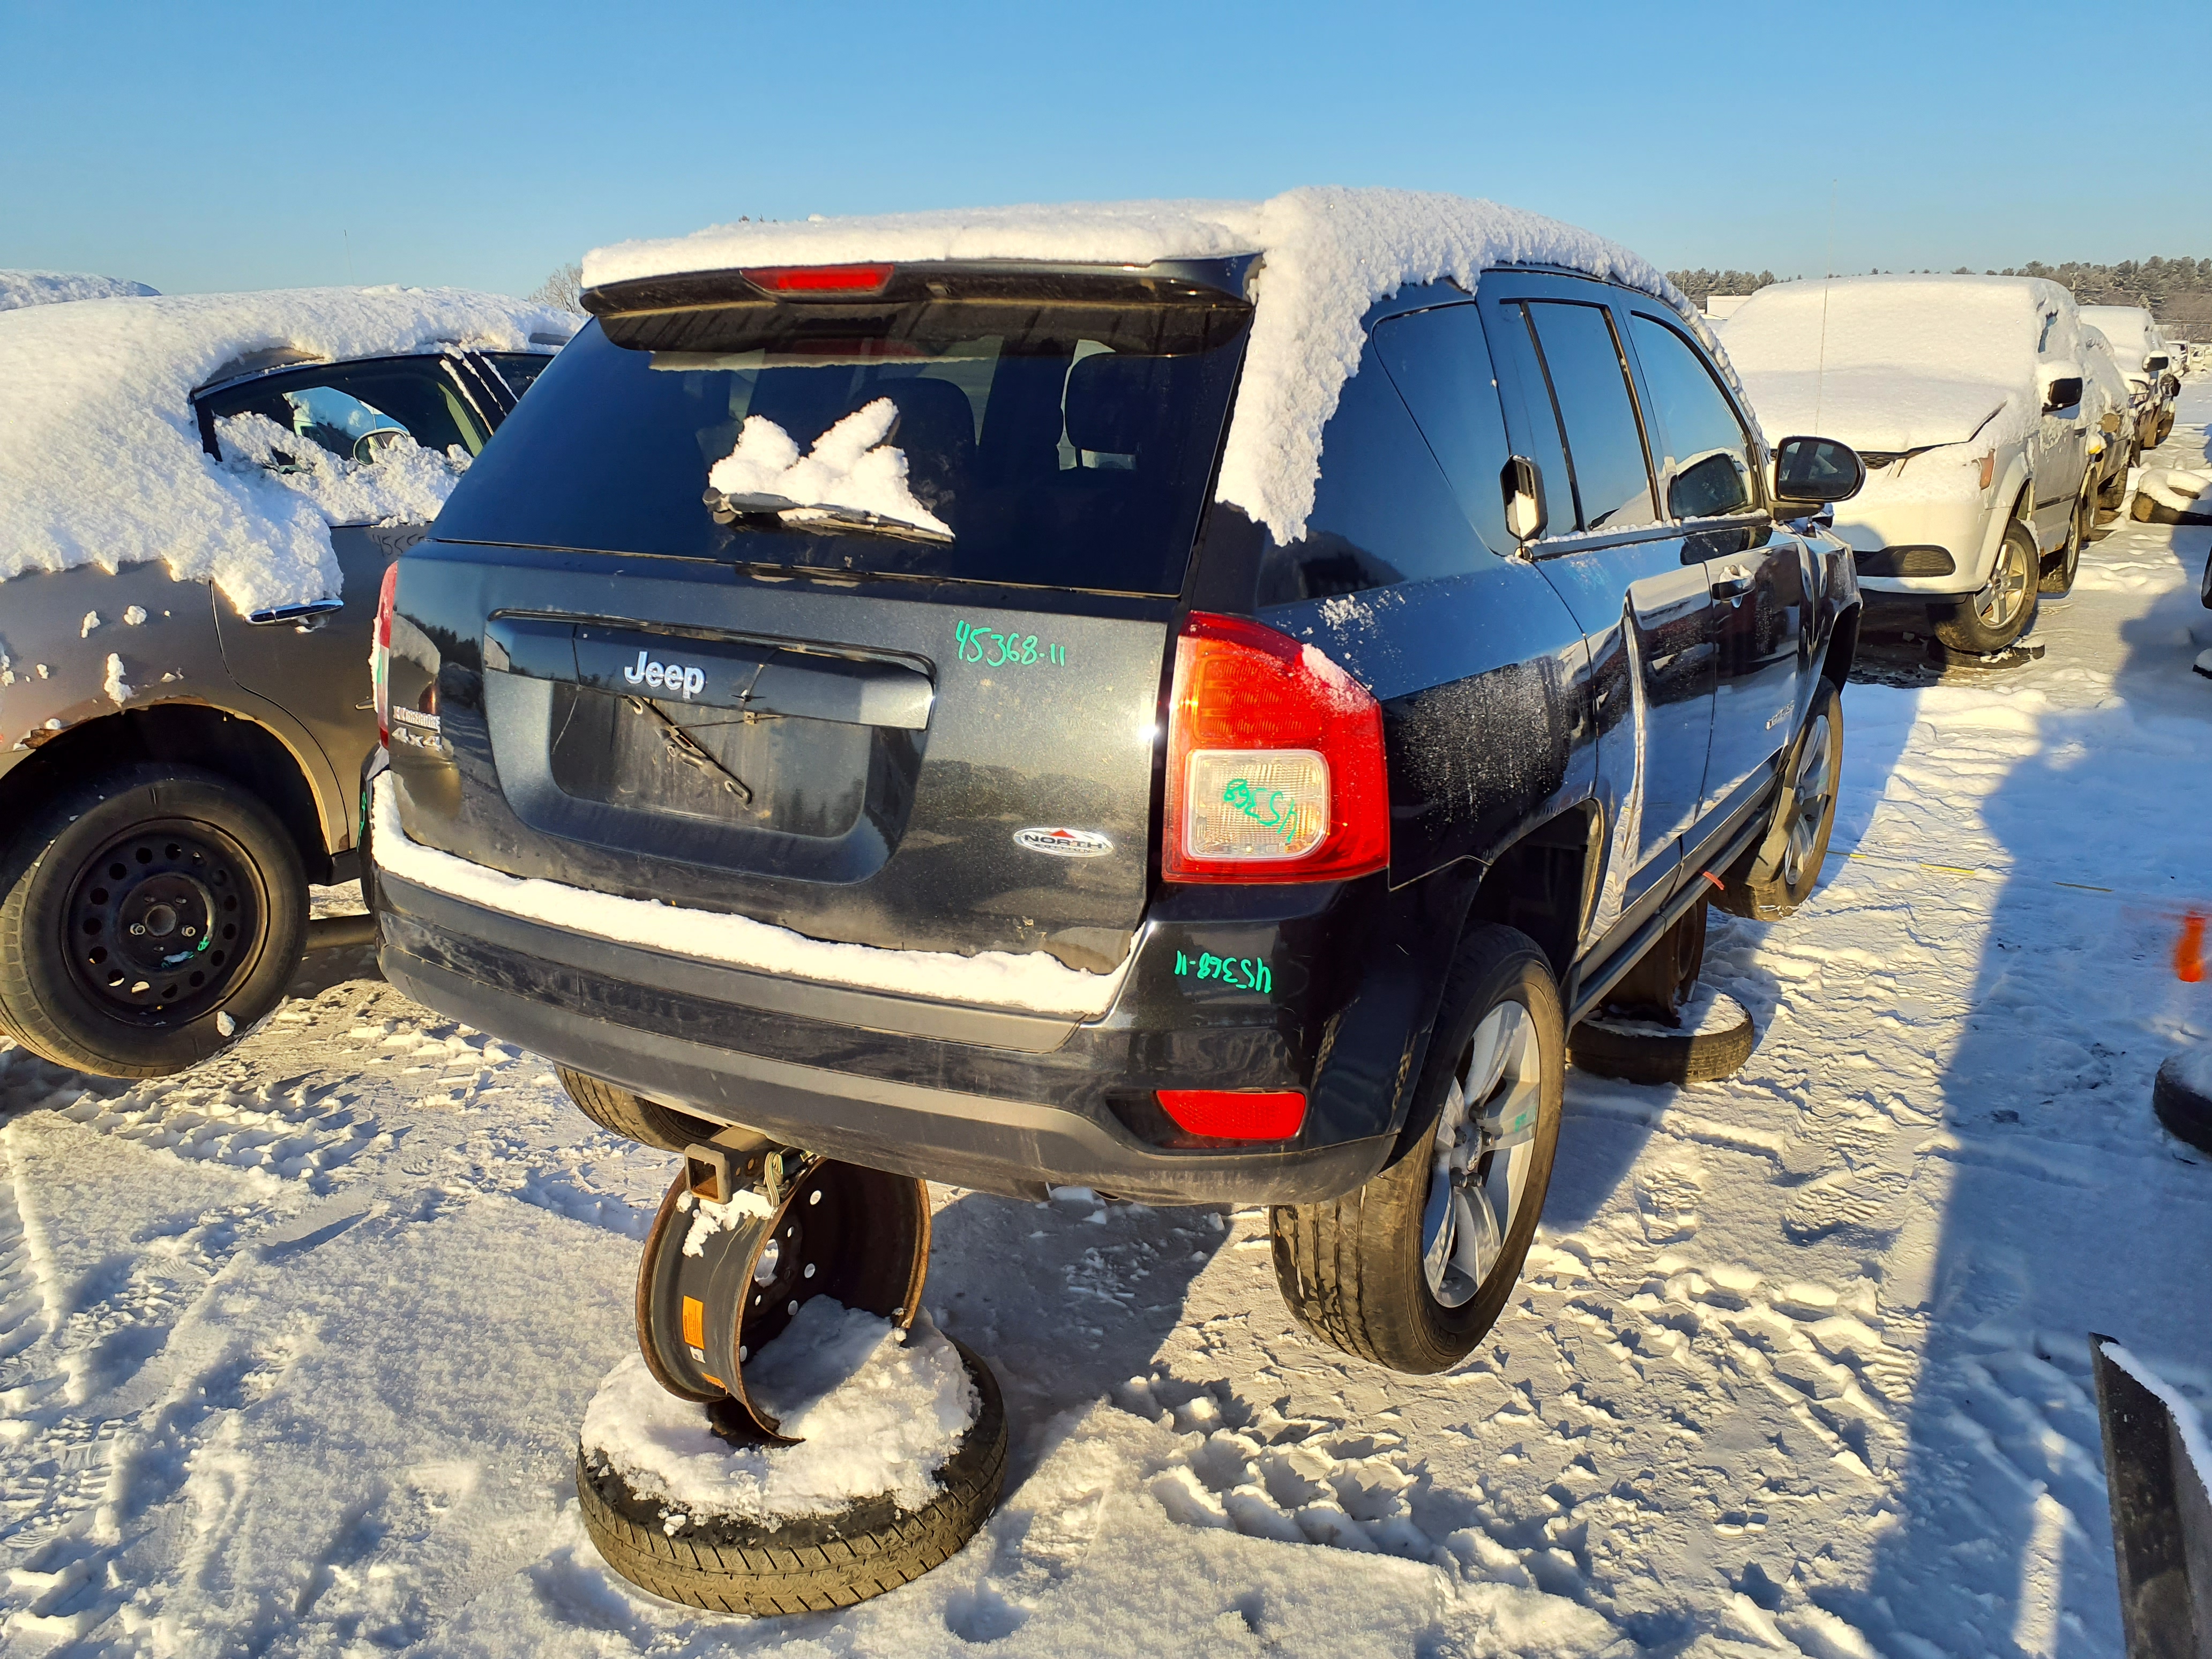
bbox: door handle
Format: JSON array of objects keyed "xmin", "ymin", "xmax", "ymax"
[
  {"xmin": 246, "ymin": 598, "xmax": 346, "ymax": 631},
  {"xmin": 1709, "ymin": 566, "xmax": 1755, "ymax": 600}
]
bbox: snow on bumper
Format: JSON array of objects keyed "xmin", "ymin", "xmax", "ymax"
[{"xmin": 367, "ymin": 774, "xmax": 1130, "ymax": 1019}]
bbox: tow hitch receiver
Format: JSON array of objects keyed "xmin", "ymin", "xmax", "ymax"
[{"xmin": 635, "ymin": 1145, "xmax": 930, "ymax": 1442}]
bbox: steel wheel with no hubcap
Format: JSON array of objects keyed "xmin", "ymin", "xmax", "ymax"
[
  {"xmin": 1422, "ymin": 1000, "xmax": 1543, "ymax": 1308},
  {"xmin": 65, "ymin": 823, "xmax": 261, "ymax": 1024}
]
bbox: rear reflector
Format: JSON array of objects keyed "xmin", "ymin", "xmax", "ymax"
[
  {"xmin": 741, "ymin": 263, "xmax": 894, "ymax": 296},
  {"xmin": 1154, "ymin": 1089, "xmax": 1307, "ymax": 1141},
  {"xmin": 1162, "ymin": 613, "xmax": 1388, "ymax": 883}
]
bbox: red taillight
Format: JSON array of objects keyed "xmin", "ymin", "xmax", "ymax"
[
  {"xmin": 1154, "ymin": 1089, "xmax": 1307, "ymax": 1141},
  {"xmin": 372, "ymin": 561, "xmax": 399, "ymax": 748},
  {"xmin": 1161, "ymin": 612, "xmax": 1388, "ymax": 884},
  {"xmin": 741, "ymin": 263, "xmax": 894, "ymax": 296}
]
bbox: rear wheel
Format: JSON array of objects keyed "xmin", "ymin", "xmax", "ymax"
[
  {"xmin": 1713, "ymin": 678, "xmax": 1842, "ymax": 922},
  {"xmin": 0, "ymin": 764, "xmax": 304, "ymax": 1078},
  {"xmin": 1270, "ymin": 925, "xmax": 1563, "ymax": 1374},
  {"xmin": 557, "ymin": 1067, "xmax": 724, "ymax": 1152},
  {"xmin": 1934, "ymin": 520, "xmax": 2039, "ymax": 655}
]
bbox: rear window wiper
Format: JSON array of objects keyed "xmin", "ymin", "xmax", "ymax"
[{"xmin": 705, "ymin": 489, "xmax": 954, "ymax": 545}]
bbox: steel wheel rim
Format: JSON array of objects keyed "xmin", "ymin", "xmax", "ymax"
[
  {"xmin": 1422, "ymin": 1001, "xmax": 1543, "ymax": 1309},
  {"xmin": 1781, "ymin": 712, "xmax": 1834, "ymax": 888},
  {"xmin": 63, "ymin": 820, "xmax": 261, "ymax": 1024},
  {"xmin": 1975, "ymin": 535, "xmax": 2030, "ymax": 627}
]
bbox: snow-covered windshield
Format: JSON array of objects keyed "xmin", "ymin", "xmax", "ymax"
[{"xmin": 433, "ymin": 298, "xmax": 1251, "ymax": 595}]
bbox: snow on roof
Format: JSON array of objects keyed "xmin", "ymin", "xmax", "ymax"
[
  {"xmin": 1723, "ymin": 274, "xmax": 2072, "ymax": 453},
  {"xmin": 0, "ymin": 270, "xmax": 160, "ymax": 310},
  {"xmin": 583, "ymin": 188, "xmax": 1729, "ymax": 544},
  {"xmin": 0, "ymin": 287, "xmax": 573, "ymax": 615},
  {"xmin": 2079, "ymin": 304, "xmax": 2158, "ymax": 370}
]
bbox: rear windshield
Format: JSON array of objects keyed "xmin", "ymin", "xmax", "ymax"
[{"xmin": 435, "ymin": 300, "xmax": 1250, "ymax": 595}]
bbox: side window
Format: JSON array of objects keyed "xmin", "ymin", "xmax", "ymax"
[
  {"xmin": 486, "ymin": 352, "xmax": 555, "ymax": 402},
  {"xmin": 1371, "ymin": 303, "xmax": 1513, "ymax": 555},
  {"xmin": 1522, "ymin": 301, "xmax": 1660, "ymax": 533},
  {"xmin": 1485, "ymin": 302, "xmax": 1572, "ymax": 535},
  {"xmin": 201, "ymin": 360, "xmax": 483, "ymax": 466},
  {"xmin": 1252, "ymin": 338, "xmax": 1483, "ymax": 604},
  {"xmin": 1627, "ymin": 314, "xmax": 1757, "ymax": 520}
]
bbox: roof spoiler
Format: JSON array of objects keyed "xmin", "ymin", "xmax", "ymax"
[{"xmin": 580, "ymin": 256, "xmax": 1259, "ymax": 321}]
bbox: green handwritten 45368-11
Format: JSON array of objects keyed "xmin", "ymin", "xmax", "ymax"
[
  {"xmin": 953, "ymin": 619, "xmax": 1068, "ymax": 668},
  {"xmin": 1174, "ymin": 950, "xmax": 1272, "ymax": 994}
]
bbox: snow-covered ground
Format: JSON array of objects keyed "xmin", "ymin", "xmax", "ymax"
[{"xmin": 3, "ymin": 386, "xmax": 2209, "ymax": 1658}]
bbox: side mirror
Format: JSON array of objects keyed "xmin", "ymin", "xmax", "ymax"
[
  {"xmin": 1772, "ymin": 436, "xmax": 1865, "ymax": 510},
  {"xmin": 2041, "ymin": 376, "xmax": 2084, "ymax": 414},
  {"xmin": 1501, "ymin": 454, "xmax": 1548, "ymax": 542},
  {"xmin": 2145, "ymin": 353, "xmax": 2170, "ymax": 373}
]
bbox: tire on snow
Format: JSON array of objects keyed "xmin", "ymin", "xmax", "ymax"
[
  {"xmin": 577, "ymin": 1337, "xmax": 1008, "ymax": 1615},
  {"xmin": 2152, "ymin": 1053, "xmax": 2212, "ymax": 1158},
  {"xmin": 1569, "ymin": 998, "xmax": 1757, "ymax": 1086}
]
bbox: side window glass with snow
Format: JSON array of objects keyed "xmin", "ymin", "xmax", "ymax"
[
  {"xmin": 1249, "ymin": 338, "xmax": 1483, "ymax": 606},
  {"xmin": 200, "ymin": 361, "xmax": 483, "ymax": 469},
  {"xmin": 1522, "ymin": 301, "xmax": 1660, "ymax": 533},
  {"xmin": 1371, "ymin": 304, "xmax": 1513, "ymax": 555},
  {"xmin": 1625, "ymin": 315, "xmax": 1757, "ymax": 520}
]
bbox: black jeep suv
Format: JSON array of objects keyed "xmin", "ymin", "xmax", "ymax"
[{"xmin": 369, "ymin": 246, "xmax": 1861, "ymax": 1373}]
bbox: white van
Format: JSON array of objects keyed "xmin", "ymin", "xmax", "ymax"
[{"xmin": 1723, "ymin": 275, "xmax": 2097, "ymax": 653}]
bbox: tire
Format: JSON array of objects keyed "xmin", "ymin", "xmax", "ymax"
[
  {"xmin": 577, "ymin": 1337, "xmax": 1008, "ymax": 1614},
  {"xmin": 0, "ymin": 763, "xmax": 305, "ymax": 1078},
  {"xmin": 557, "ymin": 1067, "xmax": 724, "ymax": 1153},
  {"xmin": 1269, "ymin": 925, "xmax": 1563, "ymax": 1374},
  {"xmin": 1570, "ymin": 995, "xmax": 1757, "ymax": 1085},
  {"xmin": 2153, "ymin": 1053, "xmax": 2212, "ymax": 1157},
  {"xmin": 1713, "ymin": 678, "xmax": 1842, "ymax": 922},
  {"xmin": 2040, "ymin": 487, "xmax": 2089, "ymax": 595},
  {"xmin": 1934, "ymin": 520, "xmax": 2039, "ymax": 655},
  {"xmin": 1599, "ymin": 894, "xmax": 1705, "ymax": 1020}
]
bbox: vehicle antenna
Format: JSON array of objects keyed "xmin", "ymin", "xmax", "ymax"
[{"xmin": 1814, "ymin": 181, "xmax": 1836, "ymax": 436}]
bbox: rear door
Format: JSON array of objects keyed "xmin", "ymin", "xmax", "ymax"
[
  {"xmin": 1619, "ymin": 309, "xmax": 1805, "ymax": 830},
  {"xmin": 402, "ymin": 272, "xmax": 1253, "ymax": 969},
  {"xmin": 1482, "ymin": 278, "xmax": 1714, "ymax": 933}
]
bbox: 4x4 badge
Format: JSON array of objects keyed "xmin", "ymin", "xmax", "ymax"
[{"xmin": 1014, "ymin": 827, "xmax": 1113, "ymax": 858}]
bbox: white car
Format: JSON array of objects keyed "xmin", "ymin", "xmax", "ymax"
[
  {"xmin": 1722, "ymin": 274, "xmax": 2098, "ymax": 654},
  {"xmin": 2079, "ymin": 325, "xmax": 2138, "ymax": 510},
  {"xmin": 2080, "ymin": 304, "xmax": 2178, "ymax": 451}
]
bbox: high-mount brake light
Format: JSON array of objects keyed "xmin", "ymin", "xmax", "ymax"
[
  {"xmin": 1161, "ymin": 612, "xmax": 1388, "ymax": 884},
  {"xmin": 372, "ymin": 561, "xmax": 399, "ymax": 748},
  {"xmin": 1154, "ymin": 1089, "xmax": 1308, "ymax": 1142},
  {"xmin": 741, "ymin": 263, "xmax": 895, "ymax": 296}
]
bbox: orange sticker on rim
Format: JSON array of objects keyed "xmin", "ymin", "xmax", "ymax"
[{"xmin": 682, "ymin": 1295, "xmax": 705, "ymax": 1351}]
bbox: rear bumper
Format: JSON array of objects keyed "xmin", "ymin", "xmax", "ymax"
[{"xmin": 375, "ymin": 866, "xmax": 1400, "ymax": 1206}]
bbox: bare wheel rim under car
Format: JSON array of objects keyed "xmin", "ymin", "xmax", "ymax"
[
  {"xmin": 1782, "ymin": 711, "xmax": 1836, "ymax": 889},
  {"xmin": 1422, "ymin": 1001, "xmax": 1544, "ymax": 1308},
  {"xmin": 63, "ymin": 819, "xmax": 263, "ymax": 1023},
  {"xmin": 1974, "ymin": 532, "xmax": 2033, "ymax": 630}
]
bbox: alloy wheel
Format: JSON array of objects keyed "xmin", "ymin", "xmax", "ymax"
[
  {"xmin": 1782, "ymin": 713, "xmax": 1834, "ymax": 888},
  {"xmin": 1974, "ymin": 534, "xmax": 2031, "ymax": 629},
  {"xmin": 1422, "ymin": 1001, "xmax": 1544, "ymax": 1308}
]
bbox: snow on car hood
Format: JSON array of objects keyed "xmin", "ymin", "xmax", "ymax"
[
  {"xmin": 0, "ymin": 270, "xmax": 160, "ymax": 309},
  {"xmin": 583, "ymin": 189, "xmax": 1740, "ymax": 546},
  {"xmin": 0, "ymin": 287, "xmax": 572, "ymax": 615},
  {"xmin": 1730, "ymin": 368, "xmax": 2009, "ymax": 454},
  {"xmin": 1723, "ymin": 274, "xmax": 2072, "ymax": 454}
]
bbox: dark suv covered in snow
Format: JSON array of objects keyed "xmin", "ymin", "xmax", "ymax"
[{"xmin": 370, "ymin": 244, "xmax": 1863, "ymax": 1371}]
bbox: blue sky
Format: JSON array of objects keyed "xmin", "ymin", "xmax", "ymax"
[{"xmin": 3, "ymin": 0, "xmax": 2206, "ymax": 300}]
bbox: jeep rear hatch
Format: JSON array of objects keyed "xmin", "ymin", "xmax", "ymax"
[{"xmin": 413, "ymin": 263, "xmax": 1253, "ymax": 979}]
